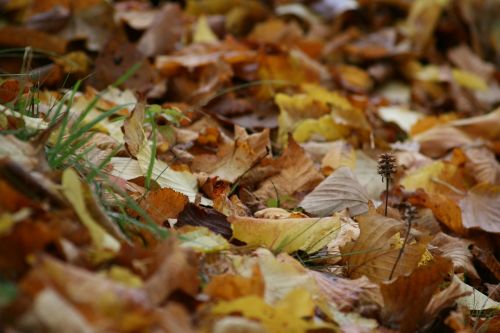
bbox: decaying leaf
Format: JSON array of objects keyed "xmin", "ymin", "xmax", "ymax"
[
  {"xmin": 139, "ymin": 188, "xmax": 188, "ymax": 224},
  {"xmin": 300, "ymin": 166, "xmax": 369, "ymax": 217}
]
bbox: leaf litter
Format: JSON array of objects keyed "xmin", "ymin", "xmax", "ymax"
[{"xmin": 0, "ymin": 0, "xmax": 499, "ymax": 332}]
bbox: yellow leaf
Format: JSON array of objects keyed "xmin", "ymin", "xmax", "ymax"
[
  {"xmin": 276, "ymin": 84, "xmax": 370, "ymax": 145},
  {"xmin": 228, "ymin": 214, "xmax": 342, "ymax": 254},
  {"xmin": 293, "ymin": 115, "xmax": 348, "ymax": 143},
  {"xmin": 212, "ymin": 288, "xmax": 335, "ymax": 333},
  {"xmin": 179, "ymin": 226, "xmax": 230, "ymax": 253},
  {"xmin": 400, "ymin": 161, "xmax": 466, "ymax": 196},
  {"xmin": 451, "ymin": 69, "xmax": 488, "ymax": 91},
  {"xmin": 61, "ymin": 168, "xmax": 120, "ymax": 262},
  {"xmin": 103, "ymin": 266, "xmax": 143, "ymax": 288},
  {"xmin": 193, "ymin": 16, "xmax": 218, "ymax": 43}
]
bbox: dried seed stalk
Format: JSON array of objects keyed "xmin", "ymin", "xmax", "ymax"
[{"xmin": 377, "ymin": 152, "xmax": 397, "ymax": 216}]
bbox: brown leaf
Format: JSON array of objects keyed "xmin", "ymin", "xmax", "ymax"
[
  {"xmin": 430, "ymin": 233, "xmax": 479, "ymax": 280},
  {"xmin": 137, "ymin": 4, "xmax": 187, "ymax": 57},
  {"xmin": 122, "ymin": 103, "xmax": 145, "ymax": 157},
  {"xmin": 425, "ymin": 278, "xmax": 471, "ymax": 324},
  {"xmin": 176, "ymin": 203, "xmax": 232, "ymax": 239},
  {"xmin": 251, "ymin": 138, "xmax": 324, "ymax": 209},
  {"xmin": 192, "ymin": 126, "xmax": 270, "ymax": 183},
  {"xmin": 310, "ymin": 271, "xmax": 382, "ymax": 312},
  {"xmin": 20, "ymin": 255, "xmax": 155, "ymax": 332},
  {"xmin": 140, "ymin": 188, "xmax": 188, "ymax": 225},
  {"xmin": 0, "ymin": 26, "xmax": 67, "ymax": 54},
  {"xmin": 471, "ymin": 245, "xmax": 500, "ymax": 281},
  {"xmin": 90, "ymin": 38, "xmax": 158, "ymax": 92},
  {"xmin": 341, "ymin": 211, "xmax": 429, "ymax": 282},
  {"xmin": 464, "ymin": 146, "xmax": 500, "ymax": 185},
  {"xmin": 459, "ymin": 183, "xmax": 500, "ymax": 233},
  {"xmin": 144, "ymin": 238, "xmax": 200, "ymax": 305},
  {"xmin": 300, "ymin": 166, "xmax": 369, "ymax": 217},
  {"xmin": 380, "ymin": 256, "xmax": 453, "ymax": 333},
  {"xmin": 448, "ymin": 44, "xmax": 495, "ymax": 81}
]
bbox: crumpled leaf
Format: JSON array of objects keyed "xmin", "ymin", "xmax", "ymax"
[
  {"xmin": 178, "ymin": 226, "xmax": 230, "ymax": 253},
  {"xmin": 250, "ymin": 138, "xmax": 324, "ymax": 209},
  {"xmin": 228, "ymin": 213, "xmax": 342, "ymax": 254},
  {"xmin": 61, "ymin": 168, "xmax": 120, "ymax": 263},
  {"xmin": 300, "ymin": 166, "xmax": 369, "ymax": 217},
  {"xmin": 450, "ymin": 107, "xmax": 500, "ymax": 141},
  {"xmin": 380, "ymin": 256, "xmax": 453, "ymax": 333},
  {"xmin": 192, "ymin": 126, "xmax": 270, "ymax": 183},
  {"xmin": 341, "ymin": 211, "xmax": 430, "ymax": 282},
  {"xmin": 430, "ymin": 232, "xmax": 479, "ymax": 279},
  {"xmin": 212, "ymin": 288, "xmax": 336, "ymax": 333},
  {"xmin": 459, "ymin": 183, "xmax": 500, "ymax": 233}
]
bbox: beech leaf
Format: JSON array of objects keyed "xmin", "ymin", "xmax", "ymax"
[{"xmin": 300, "ymin": 166, "xmax": 369, "ymax": 217}]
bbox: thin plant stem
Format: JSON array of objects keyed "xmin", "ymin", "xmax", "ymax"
[
  {"xmin": 388, "ymin": 208, "xmax": 414, "ymax": 280},
  {"xmin": 384, "ymin": 178, "xmax": 389, "ymax": 216}
]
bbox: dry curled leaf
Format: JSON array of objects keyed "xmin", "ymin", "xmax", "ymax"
[{"xmin": 430, "ymin": 233, "xmax": 479, "ymax": 280}]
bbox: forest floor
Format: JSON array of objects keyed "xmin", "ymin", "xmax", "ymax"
[{"xmin": 0, "ymin": 1, "xmax": 499, "ymax": 332}]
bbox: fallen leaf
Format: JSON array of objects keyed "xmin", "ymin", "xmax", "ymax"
[
  {"xmin": 178, "ymin": 226, "xmax": 230, "ymax": 253},
  {"xmin": 471, "ymin": 246, "xmax": 500, "ymax": 281},
  {"xmin": 229, "ymin": 213, "xmax": 343, "ymax": 254},
  {"xmin": 380, "ymin": 256, "xmax": 453, "ymax": 333},
  {"xmin": 192, "ymin": 126, "xmax": 270, "ymax": 183},
  {"xmin": 459, "ymin": 183, "xmax": 500, "ymax": 233},
  {"xmin": 425, "ymin": 277, "xmax": 471, "ymax": 323},
  {"xmin": 205, "ymin": 264, "xmax": 265, "ymax": 301},
  {"xmin": 21, "ymin": 255, "xmax": 155, "ymax": 332},
  {"xmin": 378, "ymin": 106, "xmax": 424, "ymax": 133},
  {"xmin": 193, "ymin": 16, "xmax": 218, "ymax": 43},
  {"xmin": 140, "ymin": 188, "xmax": 188, "ymax": 224},
  {"xmin": 251, "ymin": 138, "xmax": 324, "ymax": 209},
  {"xmin": 144, "ymin": 238, "xmax": 199, "ymax": 305},
  {"xmin": 341, "ymin": 211, "xmax": 430, "ymax": 282},
  {"xmin": 211, "ymin": 288, "xmax": 336, "ymax": 333},
  {"xmin": 430, "ymin": 233, "xmax": 479, "ymax": 280},
  {"xmin": 137, "ymin": 4, "xmax": 187, "ymax": 57},
  {"xmin": 176, "ymin": 203, "xmax": 232, "ymax": 239},
  {"xmin": 453, "ymin": 275, "xmax": 500, "ymax": 311},
  {"xmin": 61, "ymin": 168, "xmax": 120, "ymax": 263},
  {"xmin": 300, "ymin": 166, "xmax": 369, "ymax": 217},
  {"xmin": 463, "ymin": 146, "xmax": 500, "ymax": 185}
]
